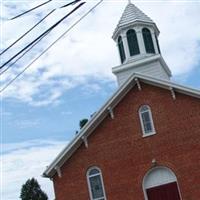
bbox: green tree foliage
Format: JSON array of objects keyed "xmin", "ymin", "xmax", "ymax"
[
  {"xmin": 79, "ymin": 118, "xmax": 88, "ymax": 129},
  {"xmin": 20, "ymin": 178, "xmax": 48, "ymax": 200}
]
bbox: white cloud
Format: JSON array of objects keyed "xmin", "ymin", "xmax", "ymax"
[
  {"xmin": 1, "ymin": 1, "xmax": 200, "ymax": 105},
  {"xmin": 1, "ymin": 139, "xmax": 68, "ymax": 200}
]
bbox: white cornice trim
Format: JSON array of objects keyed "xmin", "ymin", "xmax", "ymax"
[
  {"xmin": 43, "ymin": 73, "xmax": 200, "ymax": 178},
  {"xmin": 112, "ymin": 54, "xmax": 172, "ymax": 77}
]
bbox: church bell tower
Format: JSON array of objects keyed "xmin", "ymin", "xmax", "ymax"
[{"xmin": 112, "ymin": 2, "xmax": 172, "ymax": 86}]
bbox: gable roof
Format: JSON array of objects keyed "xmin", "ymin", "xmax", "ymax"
[
  {"xmin": 112, "ymin": 3, "xmax": 159, "ymax": 40},
  {"xmin": 43, "ymin": 73, "xmax": 200, "ymax": 178}
]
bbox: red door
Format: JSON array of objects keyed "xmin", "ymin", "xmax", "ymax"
[{"xmin": 146, "ymin": 182, "xmax": 181, "ymax": 200}]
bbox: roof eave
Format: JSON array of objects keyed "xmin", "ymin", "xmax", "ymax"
[
  {"xmin": 43, "ymin": 77, "xmax": 137, "ymax": 178},
  {"xmin": 43, "ymin": 73, "xmax": 200, "ymax": 178},
  {"xmin": 138, "ymin": 73, "xmax": 200, "ymax": 98}
]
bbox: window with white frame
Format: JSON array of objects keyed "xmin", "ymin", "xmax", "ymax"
[
  {"xmin": 87, "ymin": 167, "xmax": 106, "ymax": 200},
  {"xmin": 139, "ymin": 105, "xmax": 155, "ymax": 136}
]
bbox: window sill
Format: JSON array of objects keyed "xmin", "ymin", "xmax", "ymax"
[{"xmin": 142, "ymin": 132, "xmax": 156, "ymax": 138}]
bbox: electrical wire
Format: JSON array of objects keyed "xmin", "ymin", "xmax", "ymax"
[
  {"xmin": 0, "ymin": 9, "xmax": 55, "ymax": 56},
  {"xmin": 60, "ymin": 0, "xmax": 82, "ymax": 8},
  {"xmin": 9, "ymin": 0, "xmax": 52, "ymax": 20},
  {"xmin": 0, "ymin": 32, "xmax": 48, "ymax": 76},
  {"xmin": 0, "ymin": 0, "xmax": 83, "ymax": 57},
  {"xmin": 0, "ymin": 0, "xmax": 104, "ymax": 93},
  {"xmin": 0, "ymin": 2, "xmax": 85, "ymax": 70}
]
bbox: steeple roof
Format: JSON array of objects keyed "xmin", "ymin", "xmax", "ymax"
[
  {"xmin": 119, "ymin": 3, "xmax": 153, "ymax": 26},
  {"xmin": 112, "ymin": 2, "xmax": 158, "ymax": 40}
]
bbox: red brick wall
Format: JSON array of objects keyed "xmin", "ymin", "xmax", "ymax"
[{"xmin": 53, "ymin": 83, "xmax": 200, "ymax": 200}]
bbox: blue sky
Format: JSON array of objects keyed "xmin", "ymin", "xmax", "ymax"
[
  {"xmin": 2, "ymin": 79, "xmax": 116, "ymax": 143},
  {"xmin": 1, "ymin": 0, "xmax": 200, "ymax": 200}
]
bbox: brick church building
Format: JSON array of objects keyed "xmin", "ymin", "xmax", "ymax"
[{"xmin": 43, "ymin": 2, "xmax": 200, "ymax": 200}]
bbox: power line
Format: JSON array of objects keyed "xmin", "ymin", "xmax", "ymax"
[
  {"xmin": 0, "ymin": 0, "xmax": 104, "ymax": 93},
  {"xmin": 0, "ymin": 0, "xmax": 85, "ymax": 77},
  {"xmin": 9, "ymin": 0, "xmax": 52, "ymax": 20},
  {"xmin": 0, "ymin": 0, "xmax": 82, "ymax": 57},
  {"xmin": 0, "ymin": 9, "xmax": 55, "ymax": 56},
  {"xmin": 0, "ymin": 33, "xmax": 47, "ymax": 76},
  {"xmin": 60, "ymin": 0, "xmax": 82, "ymax": 8},
  {"xmin": 0, "ymin": 2, "xmax": 85, "ymax": 70}
]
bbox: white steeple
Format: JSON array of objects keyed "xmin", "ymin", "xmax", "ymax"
[
  {"xmin": 113, "ymin": 2, "xmax": 157, "ymax": 38},
  {"xmin": 112, "ymin": 2, "xmax": 172, "ymax": 86}
]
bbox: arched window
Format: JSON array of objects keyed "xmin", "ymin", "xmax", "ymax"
[
  {"xmin": 139, "ymin": 105, "xmax": 155, "ymax": 136},
  {"xmin": 143, "ymin": 167, "xmax": 181, "ymax": 200},
  {"xmin": 118, "ymin": 36, "xmax": 126, "ymax": 63},
  {"xmin": 87, "ymin": 167, "xmax": 106, "ymax": 200},
  {"xmin": 126, "ymin": 29, "xmax": 140, "ymax": 56},
  {"xmin": 142, "ymin": 28, "xmax": 155, "ymax": 54}
]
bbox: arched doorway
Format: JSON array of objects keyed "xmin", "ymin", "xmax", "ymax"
[{"xmin": 143, "ymin": 167, "xmax": 181, "ymax": 200}]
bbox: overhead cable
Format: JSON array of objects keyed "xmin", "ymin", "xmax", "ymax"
[
  {"xmin": 0, "ymin": 2, "xmax": 85, "ymax": 70},
  {"xmin": 0, "ymin": 0, "xmax": 83, "ymax": 56},
  {"xmin": 9, "ymin": 0, "xmax": 52, "ymax": 20},
  {"xmin": 60, "ymin": 0, "xmax": 82, "ymax": 8},
  {"xmin": 0, "ymin": 0, "xmax": 103, "ymax": 93},
  {"xmin": 0, "ymin": 33, "xmax": 48, "ymax": 76},
  {"xmin": 0, "ymin": 9, "xmax": 55, "ymax": 56}
]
